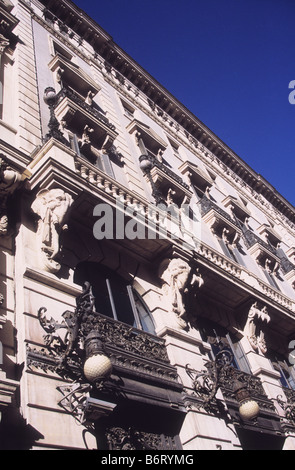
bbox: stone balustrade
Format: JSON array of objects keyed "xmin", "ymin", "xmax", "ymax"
[{"xmin": 75, "ymin": 156, "xmax": 295, "ymax": 315}]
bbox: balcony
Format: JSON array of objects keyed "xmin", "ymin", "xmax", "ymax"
[
  {"xmin": 0, "ymin": 2, "xmax": 19, "ymax": 37},
  {"xmin": 179, "ymin": 160, "xmax": 215, "ymax": 198},
  {"xmin": 220, "ymin": 367, "xmax": 282, "ymax": 435},
  {"xmin": 49, "ymin": 53, "xmax": 101, "ymax": 98},
  {"xmin": 26, "ymin": 284, "xmax": 184, "ymax": 415},
  {"xmin": 200, "ymin": 195, "xmax": 242, "ymax": 246},
  {"xmin": 243, "ymin": 228, "xmax": 280, "ymax": 274},
  {"xmin": 148, "ymin": 157, "xmax": 192, "ymax": 206},
  {"xmin": 54, "ymin": 87, "xmax": 118, "ymax": 149},
  {"xmin": 185, "ymin": 363, "xmax": 282, "ymax": 435}
]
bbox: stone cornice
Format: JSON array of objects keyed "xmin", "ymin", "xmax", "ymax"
[{"xmin": 103, "ymin": 70, "xmax": 295, "ymax": 240}]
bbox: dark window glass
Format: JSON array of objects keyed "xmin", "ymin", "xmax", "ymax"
[
  {"xmin": 198, "ymin": 317, "xmax": 251, "ymax": 373},
  {"xmin": 74, "ymin": 262, "xmax": 155, "ymax": 334}
]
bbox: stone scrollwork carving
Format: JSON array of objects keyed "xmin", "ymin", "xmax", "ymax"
[
  {"xmin": 31, "ymin": 188, "xmax": 73, "ymax": 273},
  {"xmin": 159, "ymin": 258, "xmax": 203, "ymax": 329},
  {"xmin": 243, "ymin": 302, "xmax": 270, "ymax": 355},
  {"xmin": 0, "ymin": 214, "xmax": 8, "ymax": 235}
]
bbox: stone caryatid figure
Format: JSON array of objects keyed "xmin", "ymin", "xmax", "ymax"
[
  {"xmin": 32, "ymin": 188, "xmax": 73, "ymax": 273},
  {"xmin": 159, "ymin": 258, "xmax": 203, "ymax": 328},
  {"xmin": 244, "ymin": 302, "xmax": 270, "ymax": 355}
]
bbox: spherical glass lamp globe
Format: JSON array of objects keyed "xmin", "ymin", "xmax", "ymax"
[
  {"xmin": 139, "ymin": 155, "xmax": 153, "ymax": 173},
  {"xmin": 239, "ymin": 399, "xmax": 260, "ymax": 421},
  {"xmin": 83, "ymin": 353, "xmax": 112, "ymax": 383},
  {"xmin": 43, "ymin": 87, "xmax": 57, "ymax": 107}
]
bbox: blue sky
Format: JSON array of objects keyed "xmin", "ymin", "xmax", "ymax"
[{"xmin": 74, "ymin": 0, "xmax": 295, "ymax": 207}]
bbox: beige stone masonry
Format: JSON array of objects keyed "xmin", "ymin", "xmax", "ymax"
[{"xmin": 14, "ymin": 2, "xmax": 42, "ymax": 153}]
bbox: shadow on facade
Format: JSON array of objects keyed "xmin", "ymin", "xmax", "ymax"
[
  {"xmin": 0, "ymin": 407, "xmax": 44, "ymax": 450},
  {"xmin": 236, "ymin": 428, "xmax": 285, "ymax": 450}
]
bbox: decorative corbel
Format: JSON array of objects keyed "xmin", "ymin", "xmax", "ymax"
[
  {"xmin": 156, "ymin": 148, "xmax": 164, "ymax": 163},
  {"xmin": 243, "ymin": 302, "xmax": 270, "ymax": 355},
  {"xmin": 56, "ymin": 66, "xmax": 64, "ymax": 84},
  {"xmin": 31, "ymin": 188, "xmax": 73, "ymax": 273},
  {"xmin": 85, "ymin": 90, "xmax": 95, "ymax": 107},
  {"xmin": 101, "ymin": 134, "xmax": 114, "ymax": 154},
  {"xmin": 159, "ymin": 258, "xmax": 203, "ymax": 329},
  {"xmin": 222, "ymin": 226, "xmax": 240, "ymax": 250},
  {"xmin": 0, "ymin": 34, "xmax": 9, "ymax": 55},
  {"xmin": 78, "ymin": 124, "xmax": 94, "ymax": 153}
]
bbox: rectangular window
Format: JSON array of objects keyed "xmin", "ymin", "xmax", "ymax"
[
  {"xmin": 122, "ymin": 102, "xmax": 134, "ymax": 119},
  {"xmin": 217, "ymin": 238, "xmax": 246, "ymax": 267},
  {"xmin": 168, "ymin": 138, "xmax": 181, "ymax": 161},
  {"xmin": 263, "ymin": 269, "xmax": 280, "ymax": 291},
  {"xmin": 69, "ymin": 133, "xmax": 81, "ymax": 156},
  {"xmin": 69, "ymin": 132, "xmax": 115, "ymax": 178},
  {"xmin": 52, "ymin": 41, "xmax": 73, "ymax": 61},
  {"xmin": 227, "ymin": 334, "xmax": 251, "ymax": 374},
  {"xmin": 0, "ymin": 53, "xmax": 14, "ymax": 123}
]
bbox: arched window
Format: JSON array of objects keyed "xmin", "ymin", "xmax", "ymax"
[
  {"xmin": 74, "ymin": 262, "xmax": 156, "ymax": 334},
  {"xmin": 268, "ymin": 351, "xmax": 295, "ymax": 390},
  {"xmin": 197, "ymin": 317, "xmax": 251, "ymax": 374}
]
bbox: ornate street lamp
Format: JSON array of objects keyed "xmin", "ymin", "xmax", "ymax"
[
  {"xmin": 232, "ymin": 376, "xmax": 260, "ymax": 421},
  {"xmin": 26, "ymin": 282, "xmax": 115, "ymax": 425},
  {"xmin": 186, "ymin": 348, "xmax": 260, "ymax": 421},
  {"xmin": 43, "ymin": 87, "xmax": 69, "ymax": 145},
  {"xmin": 83, "ymin": 331, "xmax": 113, "ymax": 383},
  {"xmin": 33, "ymin": 282, "xmax": 113, "ymax": 385},
  {"xmin": 139, "ymin": 154, "xmax": 166, "ymax": 205}
]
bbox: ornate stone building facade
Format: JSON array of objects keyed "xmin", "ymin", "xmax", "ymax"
[{"xmin": 1, "ymin": 0, "xmax": 295, "ymax": 450}]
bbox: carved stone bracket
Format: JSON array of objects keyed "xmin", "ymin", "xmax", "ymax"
[
  {"xmin": 0, "ymin": 34, "xmax": 9, "ymax": 55},
  {"xmin": 159, "ymin": 257, "xmax": 203, "ymax": 329},
  {"xmin": 243, "ymin": 302, "xmax": 270, "ymax": 354},
  {"xmin": 31, "ymin": 188, "xmax": 73, "ymax": 273}
]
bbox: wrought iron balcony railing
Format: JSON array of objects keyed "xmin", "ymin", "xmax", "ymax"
[
  {"xmin": 55, "ymin": 86, "xmax": 116, "ymax": 133},
  {"xmin": 200, "ymin": 195, "xmax": 239, "ymax": 228},
  {"xmin": 26, "ymin": 282, "xmax": 179, "ymax": 386}
]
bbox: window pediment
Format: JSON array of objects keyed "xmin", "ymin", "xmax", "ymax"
[
  {"xmin": 222, "ymin": 195, "xmax": 250, "ymax": 223},
  {"xmin": 201, "ymin": 196, "xmax": 241, "ymax": 237},
  {"xmin": 257, "ymin": 223, "xmax": 281, "ymax": 247},
  {"xmin": 202, "ymin": 203, "xmax": 242, "ymax": 247},
  {"xmin": 148, "ymin": 163, "xmax": 192, "ymax": 206},
  {"xmin": 286, "ymin": 247, "xmax": 295, "ymax": 263},
  {"xmin": 248, "ymin": 242, "xmax": 280, "ymax": 274},
  {"xmin": 179, "ymin": 161, "xmax": 214, "ymax": 196},
  {"xmin": 127, "ymin": 118, "xmax": 167, "ymax": 155},
  {"xmin": 0, "ymin": 3, "xmax": 18, "ymax": 36}
]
